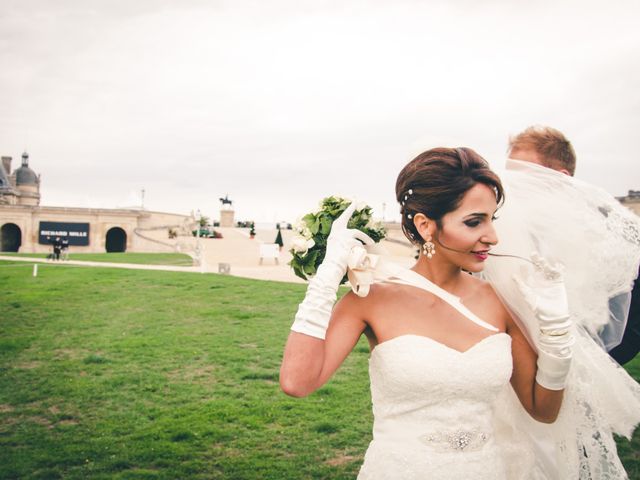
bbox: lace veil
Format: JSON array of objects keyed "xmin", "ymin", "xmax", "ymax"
[
  {"xmin": 483, "ymin": 159, "xmax": 640, "ymax": 479},
  {"xmin": 346, "ymin": 159, "xmax": 640, "ymax": 478}
]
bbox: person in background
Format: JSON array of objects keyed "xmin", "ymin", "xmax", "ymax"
[
  {"xmin": 52, "ymin": 236, "xmax": 62, "ymax": 261},
  {"xmin": 506, "ymin": 125, "xmax": 639, "ymax": 365},
  {"xmin": 61, "ymin": 236, "xmax": 70, "ymax": 261}
]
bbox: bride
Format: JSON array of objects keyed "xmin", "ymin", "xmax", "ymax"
[{"xmin": 280, "ymin": 147, "xmax": 640, "ymax": 479}]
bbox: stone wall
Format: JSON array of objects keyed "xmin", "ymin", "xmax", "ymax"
[{"xmin": 0, "ymin": 205, "xmax": 195, "ymax": 254}]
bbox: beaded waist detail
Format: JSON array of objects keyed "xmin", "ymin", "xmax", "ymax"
[{"xmin": 419, "ymin": 429, "xmax": 489, "ymax": 453}]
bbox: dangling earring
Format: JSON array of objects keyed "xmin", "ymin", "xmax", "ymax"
[{"xmin": 422, "ymin": 237, "xmax": 435, "ymax": 259}]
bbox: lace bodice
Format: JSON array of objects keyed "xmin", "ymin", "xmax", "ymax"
[{"xmin": 358, "ymin": 332, "xmax": 533, "ymax": 479}]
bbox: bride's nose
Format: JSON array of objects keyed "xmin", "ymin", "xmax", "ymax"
[{"xmin": 481, "ymin": 225, "xmax": 498, "ymax": 246}]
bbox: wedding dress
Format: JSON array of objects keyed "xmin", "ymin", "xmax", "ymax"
[
  {"xmin": 357, "ymin": 332, "xmax": 534, "ymax": 479},
  {"xmin": 345, "ymin": 267, "xmax": 537, "ymax": 479},
  {"xmin": 347, "ymin": 213, "xmax": 640, "ymax": 479}
]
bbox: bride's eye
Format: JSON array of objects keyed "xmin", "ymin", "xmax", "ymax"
[{"xmin": 464, "ymin": 220, "xmax": 480, "ymax": 227}]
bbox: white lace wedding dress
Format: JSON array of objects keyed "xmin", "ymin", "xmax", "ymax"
[
  {"xmin": 345, "ymin": 160, "xmax": 640, "ymax": 479},
  {"xmin": 357, "ymin": 332, "xmax": 534, "ymax": 480}
]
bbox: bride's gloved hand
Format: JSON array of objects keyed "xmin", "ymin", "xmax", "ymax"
[
  {"xmin": 514, "ymin": 252, "xmax": 574, "ymax": 391},
  {"xmin": 290, "ymin": 201, "xmax": 374, "ymax": 339}
]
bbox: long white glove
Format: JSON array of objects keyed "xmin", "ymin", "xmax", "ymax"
[
  {"xmin": 290, "ymin": 202, "xmax": 374, "ymax": 339},
  {"xmin": 515, "ymin": 252, "xmax": 574, "ymax": 391}
]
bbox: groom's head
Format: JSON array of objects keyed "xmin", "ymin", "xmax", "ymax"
[{"xmin": 508, "ymin": 125, "xmax": 576, "ymax": 176}]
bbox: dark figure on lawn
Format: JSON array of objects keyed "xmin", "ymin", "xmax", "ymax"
[{"xmin": 52, "ymin": 236, "xmax": 62, "ymax": 261}]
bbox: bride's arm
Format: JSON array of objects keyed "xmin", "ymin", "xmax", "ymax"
[
  {"xmin": 508, "ymin": 254, "xmax": 574, "ymax": 423},
  {"xmin": 280, "ymin": 293, "xmax": 367, "ymax": 397},
  {"xmin": 507, "ymin": 314, "xmax": 565, "ymax": 424},
  {"xmin": 279, "ymin": 202, "xmax": 373, "ymax": 398}
]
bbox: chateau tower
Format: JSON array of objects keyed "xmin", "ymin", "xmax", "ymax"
[{"xmin": 0, "ymin": 151, "xmax": 41, "ymax": 206}]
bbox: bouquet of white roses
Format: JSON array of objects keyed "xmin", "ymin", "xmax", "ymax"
[{"xmin": 289, "ymin": 196, "xmax": 387, "ymax": 282}]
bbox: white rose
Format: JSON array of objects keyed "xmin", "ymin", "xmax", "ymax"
[
  {"xmin": 366, "ymin": 218, "xmax": 383, "ymax": 229},
  {"xmin": 294, "ymin": 217, "xmax": 313, "ymax": 239},
  {"xmin": 294, "ymin": 218, "xmax": 307, "ymax": 234},
  {"xmin": 291, "ymin": 235, "xmax": 315, "ymax": 255}
]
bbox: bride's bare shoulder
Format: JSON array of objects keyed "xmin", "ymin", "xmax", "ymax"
[
  {"xmin": 337, "ymin": 282, "xmax": 407, "ymax": 310},
  {"xmin": 461, "ymin": 273, "xmax": 495, "ymax": 297},
  {"xmin": 466, "ymin": 273, "xmax": 498, "ymax": 295},
  {"xmin": 464, "ymin": 275, "xmax": 512, "ymax": 328}
]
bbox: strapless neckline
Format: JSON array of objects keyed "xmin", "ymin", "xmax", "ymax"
[
  {"xmin": 361, "ymin": 330, "xmax": 515, "ymax": 478},
  {"xmin": 371, "ymin": 332, "xmax": 510, "ymax": 356}
]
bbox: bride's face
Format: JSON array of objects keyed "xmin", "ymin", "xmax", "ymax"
[{"xmin": 434, "ymin": 183, "xmax": 499, "ymax": 273}]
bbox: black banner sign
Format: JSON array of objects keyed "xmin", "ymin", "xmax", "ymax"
[{"xmin": 39, "ymin": 221, "xmax": 90, "ymax": 246}]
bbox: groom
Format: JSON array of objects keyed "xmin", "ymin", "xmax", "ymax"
[{"xmin": 507, "ymin": 125, "xmax": 640, "ymax": 365}]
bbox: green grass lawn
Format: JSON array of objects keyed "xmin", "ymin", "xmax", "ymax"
[
  {"xmin": 0, "ymin": 252, "xmax": 194, "ymax": 266},
  {"xmin": 0, "ymin": 260, "xmax": 639, "ymax": 479},
  {"xmin": 0, "ymin": 260, "xmax": 371, "ymax": 479}
]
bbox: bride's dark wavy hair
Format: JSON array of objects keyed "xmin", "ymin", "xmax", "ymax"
[{"xmin": 396, "ymin": 147, "xmax": 505, "ymax": 245}]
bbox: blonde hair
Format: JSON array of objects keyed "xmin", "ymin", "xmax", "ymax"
[{"xmin": 508, "ymin": 125, "xmax": 576, "ymax": 176}]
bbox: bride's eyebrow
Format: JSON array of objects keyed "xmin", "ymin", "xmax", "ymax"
[
  {"xmin": 463, "ymin": 207, "xmax": 500, "ymax": 219},
  {"xmin": 463, "ymin": 213, "xmax": 488, "ymax": 219}
]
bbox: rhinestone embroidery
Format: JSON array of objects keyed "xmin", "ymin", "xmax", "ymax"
[{"xmin": 419, "ymin": 429, "xmax": 489, "ymax": 452}]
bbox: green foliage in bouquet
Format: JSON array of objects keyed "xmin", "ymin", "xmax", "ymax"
[{"xmin": 289, "ymin": 196, "xmax": 386, "ymax": 282}]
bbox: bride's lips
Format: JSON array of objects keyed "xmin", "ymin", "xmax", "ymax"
[{"xmin": 471, "ymin": 249, "xmax": 490, "ymax": 261}]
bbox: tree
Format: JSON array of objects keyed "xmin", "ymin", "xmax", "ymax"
[{"xmin": 274, "ymin": 226, "xmax": 284, "ymax": 249}]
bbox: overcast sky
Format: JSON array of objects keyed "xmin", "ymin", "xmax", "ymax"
[{"xmin": 1, "ymin": 0, "xmax": 639, "ymax": 224}]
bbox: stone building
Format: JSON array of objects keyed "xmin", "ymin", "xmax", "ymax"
[
  {"xmin": 617, "ymin": 190, "xmax": 640, "ymax": 216},
  {"xmin": 0, "ymin": 152, "xmax": 197, "ymax": 254},
  {"xmin": 0, "ymin": 152, "xmax": 41, "ymax": 206}
]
